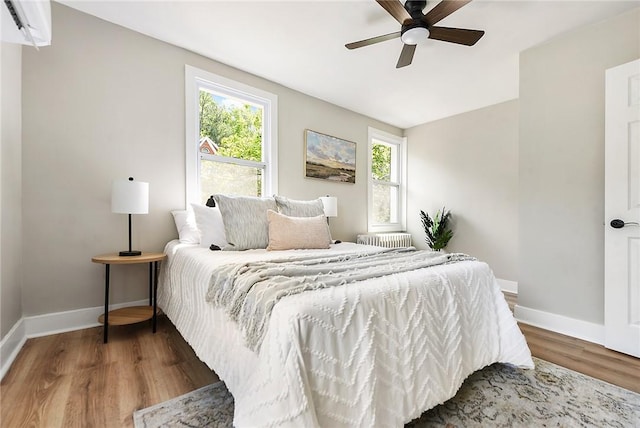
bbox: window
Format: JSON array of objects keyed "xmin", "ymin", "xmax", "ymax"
[
  {"xmin": 185, "ymin": 65, "xmax": 278, "ymax": 205},
  {"xmin": 367, "ymin": 127, "xmax": 407, "ymax": 232}
]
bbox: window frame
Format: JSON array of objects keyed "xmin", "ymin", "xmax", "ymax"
[
  {"xmin": 185, "ymin": 65, "xmax": 278, "ymax": 205},
  {"xmin": 367, "ymin": 127, "xmax": 407, "ymax": 233}
]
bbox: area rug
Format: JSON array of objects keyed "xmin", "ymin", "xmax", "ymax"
[{"xmin": 133, "ymin": 358, "xmax": 640, "ymax": 427}]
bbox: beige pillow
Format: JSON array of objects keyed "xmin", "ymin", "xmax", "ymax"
[{"xmin": 266, "ymin": 210, "xmax": 331, "ymax": 251}]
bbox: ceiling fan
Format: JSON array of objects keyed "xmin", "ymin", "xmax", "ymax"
[{"xmin": 346, "ymin": 0, "xmax": 485, "ymax": 68}]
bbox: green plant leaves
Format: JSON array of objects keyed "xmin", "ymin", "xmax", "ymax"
[{"xmin": 420, "ymin": 207, "xmax": 453, "ymax": 251}]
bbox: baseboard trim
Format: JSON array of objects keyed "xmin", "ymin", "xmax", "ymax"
[
  {"xmin": 0, "ymin": 299, "xmax": 148, "ymax": 381},
  {"xmin": 514, "ymin": 304, "xmax": 605, "ymax": 345},
  {"xmin": 0, "ymin": 318, "xmax": 27, "ymax": 381},
  {"xmin": 496, "ymin": 278, "xmax": 518, "ymax": 294}
]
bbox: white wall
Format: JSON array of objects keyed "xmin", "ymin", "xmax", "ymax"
[
  {"xmin": 518, "ymin": 8, "xmax": 639, "ymax": 324},
  {"xmin": 405, "ymin": 100, "xmax": 519, "ymax": 281},
  {"xmin": 12, "ymin": 2, "xmax": 640, "ymax": 343},
  {"xmin": 19, "ymin": 3, "xmax": 401, "ymax": 317},
  {"xmin": 0, "ymin": 42, "xmax": 23, "ymax": 340}
]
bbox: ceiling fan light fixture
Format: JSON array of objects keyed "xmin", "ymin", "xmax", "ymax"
[{"xmin": 401, "ymin": 26, "xmax": 429, "ymax": 45}]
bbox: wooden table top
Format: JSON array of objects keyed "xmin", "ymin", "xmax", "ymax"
[{"xmin": 91, "ymin": 252, "xmax": 167, "ymax": 265}]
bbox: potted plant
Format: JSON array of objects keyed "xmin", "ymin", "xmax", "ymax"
[{"xmin": 419, "ymin": 207, "xmax": 453, "ymax": 251}]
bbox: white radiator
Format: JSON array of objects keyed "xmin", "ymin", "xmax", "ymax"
[{"xmin": 356, "ymin": 233, "xmax": 412, "ymax": 248}]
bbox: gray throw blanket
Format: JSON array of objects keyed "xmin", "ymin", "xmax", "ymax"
[{"xmin": 205, "ymin": 248, "xmax": 476, "ymax": 351}]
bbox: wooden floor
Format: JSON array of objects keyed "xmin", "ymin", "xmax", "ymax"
[
  {"xmin": 0, "ymin": 317, "xmax": 218, "ymax": 428},
  {"xmin": 1, "ymin": 294, "xmax": 639, "ymax": 427},
  {"xmin": 503, "ymin": 293, "xmax": 640, "ymax": 393}
]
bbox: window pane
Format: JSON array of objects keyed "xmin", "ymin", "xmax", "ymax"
[
  {"xmin": 200, "ymin": 158, "xmax": 262, "ymax": 201},
  {"xmin": 371, "ymin": 141, "xmax": 399, "ymax": 183},
  {"xmin": 198, "ymin": 89, "xmax": 263, "ymax": 162},
  {"xmin": 371, "ymin": 142, "xmax": 391, "ymax": 181},
  {"xmin": 373, "ymin": 183, "xmax": 398, "ymax": 224}
]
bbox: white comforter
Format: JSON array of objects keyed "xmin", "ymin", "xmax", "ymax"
[{"xmin": 158, "ymin": 241, "xmax": 533, "ymax": 427}]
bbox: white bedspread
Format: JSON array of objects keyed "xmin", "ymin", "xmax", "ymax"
[{"xmin": 158, "ymin": 240, "xmax": 533, "ymax": 427}]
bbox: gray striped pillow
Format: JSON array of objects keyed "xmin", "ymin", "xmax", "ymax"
[
  {"xmin": 274, "ymin": 195, "xmax": 325, "ymax": 217},
  {"xmin": 214, "ymin": 194, "xmax": 277, "ymax": 251}
]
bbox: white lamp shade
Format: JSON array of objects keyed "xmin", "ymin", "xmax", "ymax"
[
  {"xmin": 111, "ymin": 178, "xmax": 149, "ymax": 214},
  {"xmin": 320, "ymin": 196, "xmax": 338, "ymax": 218}
]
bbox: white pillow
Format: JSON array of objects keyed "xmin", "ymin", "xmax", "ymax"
[
  {"xmin": 171, "ymin": 209, "xmax": 199, "ymax": 244},
  {"xmin": 266, "ymin": 210, "xmax": 331, "ymax": 251},
  {"xmin": 190, "ymin": 203, "xmax": 228, "ymax": 249}
]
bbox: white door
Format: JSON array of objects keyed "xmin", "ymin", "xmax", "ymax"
[{"xmin": 605, "ymin": 59, "xmax": 640, "ymax": 357}]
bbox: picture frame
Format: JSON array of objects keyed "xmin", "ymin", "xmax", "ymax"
[{"xmin": 304, "ymin": 129, "xmax": 356, "ymax": 183}]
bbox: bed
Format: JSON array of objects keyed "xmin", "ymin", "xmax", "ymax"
[{"xmin": 158, "ymin": 233, "xmax": 533, "ymax": 427}]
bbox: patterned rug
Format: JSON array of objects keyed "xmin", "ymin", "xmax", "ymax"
[{"xmin": 133, "ymin": 358, "xmax": 640, "ymax": 427}]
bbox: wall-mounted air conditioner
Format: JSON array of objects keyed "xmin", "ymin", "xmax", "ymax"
[{"xmin": 1, "ymin": 0, "xmax": 51, "ymax": 48}]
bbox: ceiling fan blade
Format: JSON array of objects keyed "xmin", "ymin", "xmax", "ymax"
[
  {"xmin": 396, "ymin": 44, "xmax": 416, "ymax": 68},
  {"xmin": 376, "ymin": 0, "xmax": 412, "ymax": 25},
  {"xmin": 422, "ymin": 0, "xmax": 472, "ymax": 27},
  {"xmin": 346, "ymin": 31, "xmax": 401, "ymax": 50},
  {"xmin": 428, "ymin": 26, "xmax": 484, "ymax": 46}
]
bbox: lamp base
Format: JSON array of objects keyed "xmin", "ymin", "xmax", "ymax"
[{"xmin": 119, "ymin": 250, "xmax": 142, "ymax": 257}]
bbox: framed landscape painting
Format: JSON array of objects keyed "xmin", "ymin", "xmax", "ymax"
[{"xmin": 304, "ymin": 130, "xmax": 356, "ymax": 183}]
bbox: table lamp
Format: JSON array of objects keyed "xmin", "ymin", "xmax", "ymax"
[
  {"xmin": 112, "ymin": 177, "xmax": 149, "ymax": 256},
  {"xmin": 320, "ymin": 195, "xmax": 338, "ymax": 224}
]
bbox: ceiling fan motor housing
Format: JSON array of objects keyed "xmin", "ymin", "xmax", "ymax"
[
  {"xmin": 401, "ymin": 0, "xmax": 430, "ymax": 44},
  {"xmin": 401, "ymin": 19, "xmax": 429, "ymax": 33},
  {"xmin": 401, "ymin": 0, "xmax": 429, "ymax": 45},
  {"xmin": 405, "ymin": 0, "xmax": 427, "ymax": 16}
]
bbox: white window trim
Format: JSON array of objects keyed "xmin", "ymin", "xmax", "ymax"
[
  {"xmin": 367, "ymin": 127, "xmax": 407, "ymax": 233},
  {"xmin": 185, "ymin": 65, "xmax": 278, "ymax": 206}
]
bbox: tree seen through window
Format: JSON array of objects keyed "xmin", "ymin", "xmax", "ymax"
[
  {"xmin": 371, "ymin": 142, "xmax": 394, "ymax": 222},
  {"xmin": 198, "ymin": 90, "xmax": 264, "ymax": 198}
]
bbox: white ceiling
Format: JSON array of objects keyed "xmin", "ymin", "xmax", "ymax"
[{"xmin": 58, "ymin": 0, "xmax": 639, "ymax": 129}]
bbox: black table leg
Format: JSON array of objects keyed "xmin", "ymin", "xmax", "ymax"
[
  {"xmin": 104, "ymin": 264, "xmax": 110, "ymax": 343},
  {"xmin": 148, "ymin": 263, "xmax": 152, "ymax": 306},
  {"xmin": 152, "ymin": 261, "xmax": 158, "ymax": 333}
]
